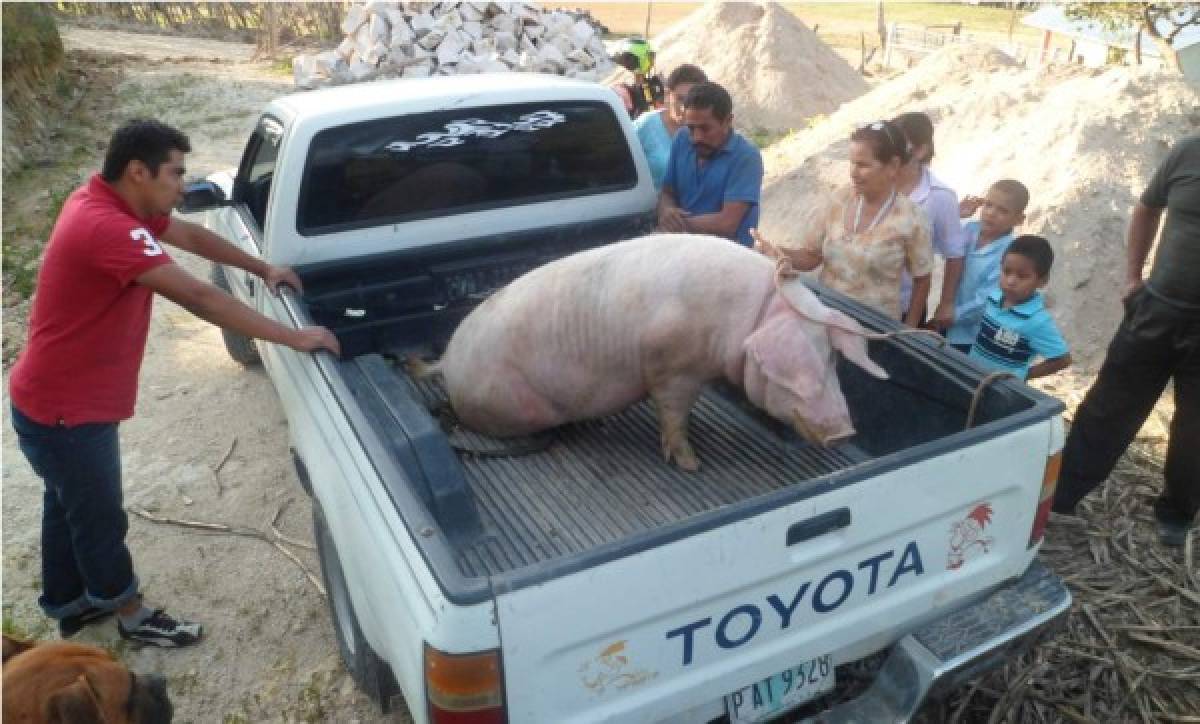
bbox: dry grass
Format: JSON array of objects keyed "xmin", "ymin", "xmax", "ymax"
[{"xmin": 937, "ymin": 446, "xmax": 1200, "ymax": 723}]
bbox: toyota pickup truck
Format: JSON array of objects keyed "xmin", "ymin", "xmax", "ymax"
[{"xmin": 182, "ymin": 73, "xmax": 1071, "ymax": 724}]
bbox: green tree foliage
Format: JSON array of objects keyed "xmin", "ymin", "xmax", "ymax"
[
  {"xmin": 2, "ymin": 3, "xmax": 64, "ymax": 83},
  {"xmin": 1065, "ymin": 2, "xmax": 1199, "ymax": 68}
]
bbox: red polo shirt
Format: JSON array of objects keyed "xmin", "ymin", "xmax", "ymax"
[{"xmin": 9, "ymin": 175, "xmax": 173, "ymax": 425}]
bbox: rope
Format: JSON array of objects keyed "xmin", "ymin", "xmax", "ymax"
[
  {"xmin": 770, "ymin": 257, "xmax": 1012, "ymax": 431},
  {"xmin": 965, "ymin": 371, "xmax": 1017, "ymax": 430}
]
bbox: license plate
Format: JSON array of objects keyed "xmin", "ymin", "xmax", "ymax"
[{"xmin": 724, "ymin": 655, "xmax": 835, "ymax": 724}]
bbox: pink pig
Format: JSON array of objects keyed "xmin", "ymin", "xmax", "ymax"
[{"xmin": 427, "ymin": 234, "xmax": 888, "ymax": 471}]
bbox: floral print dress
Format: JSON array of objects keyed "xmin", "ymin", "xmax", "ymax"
[{"xmin": 780, "ymin": 184, "xmax": 934, "ymax": 317}]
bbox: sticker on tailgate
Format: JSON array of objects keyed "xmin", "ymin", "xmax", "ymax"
[
  {"xmin": 578, "ymin": 640, "xmax": 658, "ymax": 695},
  {"xmin": 947, "ymin": 503, "xmax": 996, "ymax": 570}
]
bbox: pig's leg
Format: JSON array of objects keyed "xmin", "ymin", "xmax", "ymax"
[
  {"xmin": 649, "ymin": 381, "xmax": 704, "ymax": 471},
  {"xmin": 641, "ymin": 304, "xmax": 711, "ymax": 471}
]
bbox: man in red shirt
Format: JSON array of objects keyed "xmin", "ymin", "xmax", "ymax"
[{"xmin": 9, "ymin": 119, "xmax": 340, "ymax": 647}]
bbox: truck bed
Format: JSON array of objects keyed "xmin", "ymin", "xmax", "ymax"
[
  {"xmin": 301, "ymin": 228, "xmax": 1054, "ymax": 599},
  {"xmin": 406, "ymin": 375, "xmax": 864, "ymax": 578}
]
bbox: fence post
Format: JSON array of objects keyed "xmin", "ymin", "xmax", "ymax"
[{"xmin": 883, "ymin": 22, "xmax": 897, "ymax": 68}]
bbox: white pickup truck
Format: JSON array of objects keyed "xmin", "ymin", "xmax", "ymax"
[{"xmin": 182, "ymin": 73, "xmax": 1071, "ymax": 724}]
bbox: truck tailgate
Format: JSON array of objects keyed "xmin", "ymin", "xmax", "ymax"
[{"xmin": 494, "ymin": 420, "xmax": 1054, "ymax": 723}]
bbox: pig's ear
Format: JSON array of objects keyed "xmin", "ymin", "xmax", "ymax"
[
  {"xmin": 827, "ymin": 311, "xmax": 889, "ymax": 380},
  {"xmin": 744, "ymin": 321, "xmax": 824, "ymax": 399},
  {"xmin": 777, "ymin": 277, "xmax": 834, "ymax": 325}
]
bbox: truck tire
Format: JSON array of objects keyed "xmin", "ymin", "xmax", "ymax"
[
  {"xmin": 312, "ymin": 502, "xmax": 400, "ymax": 714},
  {"xmin": 209, "ymin": 264, "xmax": 261, "ymax": 366}
]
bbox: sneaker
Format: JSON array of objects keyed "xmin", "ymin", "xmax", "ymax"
[
  {"xmin": 1157, "ymin": 519, "xmax": 1194, "ymax": 548},
  {"xmin": 58, "ymin": 606, "xmax": 115, "ymax": 638},
  {"xmin": 118, "ymin": 609, "xmax": 204, "ymax": 648}
]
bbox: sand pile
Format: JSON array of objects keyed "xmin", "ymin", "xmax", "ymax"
[
  {"xmin": 757, "ymin": 44, "xmax": 1199, "ymax": 370},
  {"xmin": 652, "ymin": 1, "xmax": 867, "ymax": 132}
]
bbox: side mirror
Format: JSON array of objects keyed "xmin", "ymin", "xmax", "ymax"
[{"xmin": 177, "ymin": 180, "xmax": 229, "ymax": 213}]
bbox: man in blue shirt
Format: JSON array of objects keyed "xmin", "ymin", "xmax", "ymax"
[{"xmin": 657, "ymin": 82, "xmax": 763, "ymax": 247}]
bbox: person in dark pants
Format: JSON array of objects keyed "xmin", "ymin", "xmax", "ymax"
[
  {"xmin": 1053, "ymin": 134, "xmax": 1200, "ymax": 547},
  {"xmin": 8, "ymin": 119, "xmax": 341, "ymax": 646}
]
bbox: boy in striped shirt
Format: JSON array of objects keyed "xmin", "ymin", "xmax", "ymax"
[{"xmin": 969, "ymin": 235, "xmax": 1072, "ymax": 380}]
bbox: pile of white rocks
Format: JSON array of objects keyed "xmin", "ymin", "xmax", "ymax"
[{"xmin": 293, "ymin": 1, "xmax": 613, "ymax": 89}]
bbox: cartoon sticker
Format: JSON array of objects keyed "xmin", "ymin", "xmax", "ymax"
[
  {"xmin": 947, "ymin": 503, "xmax": 995, "ymax": 570},
  {"xmin": 578, "ymin": 640, "xmax": 658, "ymax": 695}
]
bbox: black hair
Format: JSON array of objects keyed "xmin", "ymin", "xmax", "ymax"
[
  {"xmin": 666, "ymin": 63, "xmax": 708, "ymax": 90},
  {"xmin": 892, "ymin": 111, "xmax": 935, "ymax": 163},
  {"xmin": 850, "ymin": 120, "xmax": 910, "ymax": 165},
  {"xmin": 683, "ymin": 81, "xmax": 733, "ymax": 121},
  {"xmin": 990, "ymin": 179, "xmax": 1031, "ymax": 213},
  {"xmin": 1005, "ymin": 235, "xmax": 1054, "ymax": 278},
  {"xmin": 101, "ymin": 119, "xmax": 191, "ymax": 182},
  {"xmin": 613, "ymin": 51, "xmax": 640, "ymax": 73}
]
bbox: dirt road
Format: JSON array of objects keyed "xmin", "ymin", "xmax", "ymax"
[{"xmin": 2, "ymin": 26, "xmax": 405, "ymax": 724}]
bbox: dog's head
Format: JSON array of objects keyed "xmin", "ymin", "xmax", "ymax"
[{"xmin": 3, "ymin": 634, "xmax": 172, "ymax": 724}]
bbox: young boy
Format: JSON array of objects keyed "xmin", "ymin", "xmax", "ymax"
[
  {"xmin": 969, "ymin": 235, "xmax": 1071, "ymax": 380},
  {"xmin": 947, "ymin": 179, "xmax": 1029, "ymax": 352}
]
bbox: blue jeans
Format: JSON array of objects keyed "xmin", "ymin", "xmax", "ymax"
[{"xmin": 10, "ymin": 405, "xmax": 140, "ymax": 619}]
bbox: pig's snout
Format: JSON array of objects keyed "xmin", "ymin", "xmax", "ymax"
[{"xmin": 792, "ymin": 412, "xmax": 855, "ymax": 448}]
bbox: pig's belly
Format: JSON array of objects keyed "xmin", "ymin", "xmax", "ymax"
[{"xmin": 452, "ymin": 367, "xmax": 649, "ymax": 438}]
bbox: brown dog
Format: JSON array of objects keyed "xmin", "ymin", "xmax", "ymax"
[{"xmin": 2, "ymin": 634, "xmax": 172, "ymax": 723}]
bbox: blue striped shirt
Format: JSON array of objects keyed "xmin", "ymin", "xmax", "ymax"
[{"xmin": 969, "ymin": 289, "xmax": 1069, "ymax": 379}]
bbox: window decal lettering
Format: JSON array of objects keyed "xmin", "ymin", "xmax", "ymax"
[{"xmin": 384, "ymin": 110, "xmax": 567, "ymax": 153}]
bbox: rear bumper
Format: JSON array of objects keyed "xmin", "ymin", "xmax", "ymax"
[{"xmin": 809, "ymin": 558, "xmax": 1071, "ymax": 723}]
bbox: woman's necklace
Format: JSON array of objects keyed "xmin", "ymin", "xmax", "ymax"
[{"xmin": 850, "ymin": 190, "xmax": 896, "ymax": 235}]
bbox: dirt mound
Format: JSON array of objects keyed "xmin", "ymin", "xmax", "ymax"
[
  {"xmin": 758, "ymin": 44, "xmax": 1200, "ymax": 370},
  {"xmin": 652, "ymin": 1, "xmax": 867, "ymax": 132}
]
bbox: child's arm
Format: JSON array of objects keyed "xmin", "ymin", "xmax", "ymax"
[
  {"xmin": 957, "ymin": 265, "xmax": 1002, "ymax": 334},
  {"xmin": 959, "ymin": 195, "xmax": 984, "ymax": 219},
  {"xmin": 1027, "ymin": 354, "xmax": 1071, "ymax": 380},
  {"xmin": 1025, "ymin": 311, "xmax": 1070, "ymax": 379}
]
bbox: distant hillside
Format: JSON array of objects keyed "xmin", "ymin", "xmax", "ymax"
[{"xmin": 2, "ymin": 3, "xmax": 66, "ymax": 174}]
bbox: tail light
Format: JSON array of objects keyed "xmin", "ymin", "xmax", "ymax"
[
  {"xmin": 1028, "ymin": 451, "xmax": 1062, "ymax": 548},
  {"xmin": 425, "ymin": 644, "xmax": 506, "ymax": 724}
]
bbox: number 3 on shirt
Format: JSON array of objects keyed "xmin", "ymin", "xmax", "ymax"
[{"xmin": 131, "ymin": 227, "xmax": 164, "ymax": 257}]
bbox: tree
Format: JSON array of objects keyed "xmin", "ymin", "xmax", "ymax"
[{"xmin": 1066, "ymin": 2, "xmax": 1199, "ymax": 69}]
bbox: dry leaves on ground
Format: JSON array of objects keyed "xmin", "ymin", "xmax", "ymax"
[{"xmin": 942, "ymin": 447, "xmax": 1200, "ymax": 723}]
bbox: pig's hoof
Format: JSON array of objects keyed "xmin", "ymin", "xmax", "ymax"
[{"xmin": 672, "ymin": 446, "xmax": 700, "ymax": 473}]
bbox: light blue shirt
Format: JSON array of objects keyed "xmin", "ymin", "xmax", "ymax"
[
  {"xmin": 969, "ymin": 289, "xmax": 1069, "ymax": 379},
  {"xmin": 946, "ymin": 221, "xmax": 1016, "ymax": 345},
  {"xmin": 634, "ymin": 111, "xmax": 672, "ymax": 190},
  {"xmin": 662, "ymin": 128, "xmax": 763, "ymax": 247}
]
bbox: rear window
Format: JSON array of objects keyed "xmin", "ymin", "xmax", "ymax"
[{"xmin": 297, "ymin": 101, "xmax": 638, "ymax": 235}]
